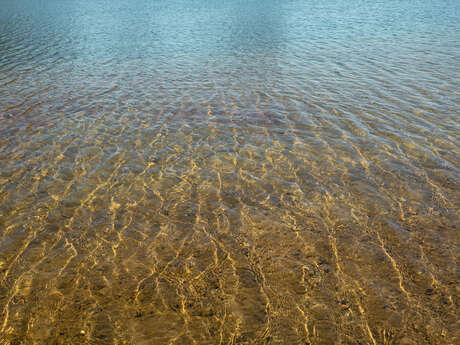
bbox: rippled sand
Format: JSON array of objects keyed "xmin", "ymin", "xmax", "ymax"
[{"xmin": 1, "ymin": 0, "xmax": 459, "ymax": 344}]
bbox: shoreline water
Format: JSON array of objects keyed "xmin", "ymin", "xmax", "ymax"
[{"xmin": 0, "ymin": 0, "xmax": 459, "ymax": 344}]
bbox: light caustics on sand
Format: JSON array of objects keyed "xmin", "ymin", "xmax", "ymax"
[{"xmin": 0, "ymin": 0, "xmax": 459, "ymax": 344}]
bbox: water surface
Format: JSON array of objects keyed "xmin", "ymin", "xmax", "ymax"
[{"xmin": 0, "ymin": 0, "xmax": 459, "ymax": 344}]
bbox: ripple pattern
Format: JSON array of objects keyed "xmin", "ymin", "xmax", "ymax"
[{"xmin": 0, "ymin": 0, "xmax": 459, "ymax": 344}]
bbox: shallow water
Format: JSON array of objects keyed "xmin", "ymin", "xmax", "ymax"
[{"xmin": 0, "ymin": 0, "xmax": 459, "ymax": 344}]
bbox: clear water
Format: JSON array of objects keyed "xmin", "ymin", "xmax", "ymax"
[{"xmin": 0, "ymin": 0, "xmax": 459, "ymax": 344}]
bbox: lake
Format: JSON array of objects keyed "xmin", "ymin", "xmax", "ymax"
[{"xmin": 0, "ymin": 0, "xmax": 459, "ymax": 344}]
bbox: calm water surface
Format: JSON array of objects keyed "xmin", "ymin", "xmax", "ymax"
[{"xmin": 0, "ymin": 0, "xmax": 459, "ymax": 344}]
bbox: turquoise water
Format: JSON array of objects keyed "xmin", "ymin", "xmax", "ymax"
[{"xmin": 0, "ymin": 1, "xmax": 459, "ymax": 344}]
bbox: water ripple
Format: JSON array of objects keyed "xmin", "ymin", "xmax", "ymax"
[{"xmin": 0, "ymin": 0, "xmax": 459, "ymax": 344}]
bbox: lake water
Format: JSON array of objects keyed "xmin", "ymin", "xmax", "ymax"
[{"xmin": 0, "ymin": 0, "xmax": 459, "ymax": 344}]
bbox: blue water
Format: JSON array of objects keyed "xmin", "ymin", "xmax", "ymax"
[{"xmin": 0, "ymin": 1, "xmax": 459, "ymax": 344}]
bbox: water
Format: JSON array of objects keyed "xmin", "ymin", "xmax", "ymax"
[{"xmin": 1, "ymin": 0, "xmax": 459, "ymax": 343}]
